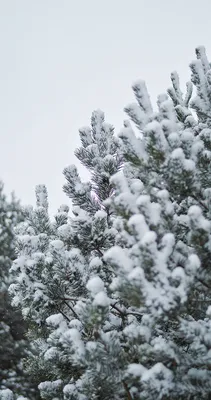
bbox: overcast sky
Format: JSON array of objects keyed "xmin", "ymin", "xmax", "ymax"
[{"xmin": 0, "ymin": 0, "xmax": 211, "ymax": 214}]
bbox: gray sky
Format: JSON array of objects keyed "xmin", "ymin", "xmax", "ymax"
[{"xmin": 0, "ymin": 0, "xmax": 211, "ymax": 214}]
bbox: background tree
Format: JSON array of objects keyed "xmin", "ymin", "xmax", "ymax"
[{"xmin": 0, "ymin": 182, "xmax": 39, "ymax": 399}]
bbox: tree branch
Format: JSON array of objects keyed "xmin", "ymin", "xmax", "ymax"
[
  {"xmin": 59, "ymin": 297, "xmax": 85, "ymax": 302},
  {"xmin": 191, "ymin": 194, "xmax": 209, "ymax": 212},
  {"xmin": 57, "ymin": 308, "xmax": 70, "ymax": 322},
  {"xmin": 110, "ymin": 303, "xmax": 126, "ymax": 318},
  {"xmin": 197, "ymin": 278, "xmax": 211, "ymax": 289},
  {"xmin": 63, "ymin": 300, "xmax": 79, "ymax": 319},
  {"xmin": 122, "ymin": 380, "xmax": 133, "ymax": 400}
]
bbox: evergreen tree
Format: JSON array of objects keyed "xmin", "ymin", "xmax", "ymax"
[
  {"xmin": 103, "ymin": 46, "xmax": 211, "ymax": 399},
  {"xmin": 9, "ymin": 111, "xmax": 122, "ymax": 399},
  {"xmin": 0, "ymin": 183, "xmax": 38, "ymax": 399},
  {"xmin": 9, "ymin": 47, "xmax": 211, "ymax": 400}
]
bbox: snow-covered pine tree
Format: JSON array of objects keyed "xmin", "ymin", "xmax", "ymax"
[
  {"xmin": 10, "ymin": 47, "xmax": 211, "ymax": 400},
  {"xmin": 100, "ymin": 46, "xmax": 211, "ymax": 399},
  {"xmin": 35, "ymin": 46, "xmax": 211, "ymax": 400},
  {"xmin": 0, "ymin": 182, "xmax": 38, "ymax": 399},
  {"xmin": 9, "ymin": 111, "xmax": 123, "ymax": 399}
]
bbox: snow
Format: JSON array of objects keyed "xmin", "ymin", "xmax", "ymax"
[
  {"xmin": 181, "ymin": 129, "xmax": 194, "ymax": 143},
  {"xmin": 35, "ymin": 184, "xmax": 48, "ymax": 209},
  {"xmin": 184, "ymin": 159, "xmax": 195, "ymax": 171},
  {"xmin": 142, "ymin": 363, "xmax": 167, "ymax": 381},
  {"xmin": 93, "ymin": 291, "xmax": 110, "ymax": 307},
  {"xmin": 44, "ymin": 346, "xmax": 59, "ymax": 361},
  {"xmin": 46, "ymin": 313, "xmax": 65, "ymax": 327},
  {"xmin": 113, "ymin": 191, "xmax": 138, "ymax": 216},
  {"xmin": 89, "ymin": 257, "xmax": 102, "ymax": 270},
  {"xmin": 150, "ymin": 202, "xmax": 161, "ymax": 225},
  {"xmin": 185, "ymin": 254, "xmax": 201, "ymax": 274},
  {"xmin": 204, "ymin": 188, "xmax": 211, "ymax": 199},
  {"xmin": 86, "ymin": 276, "xmax": 104, "ymax": 295},
  {"xmin": 171, "ymin": 266, "xmax": 186, "ymax": 281},
  {"xmin": 123, "ymin": 323, "xmax": 140, "ymax": 339},
  {"xmin": 187, "ymin": 368, "xmax": 208, "ymax": 382},
  {"xmin": 124, "ymin": 103, "xmax": 147, "ymax": 130},
  {"xmin": 63, "ymin": 327, "xmax": 81, "ymax": 342},
  {"xmin": 170, "ymin": 71, "xmax": 183, "ymax": 102},
  {"xmin": 0, "ymin": 389, "xmax": 14, "ymax": 400},
  {"xmin": 91, "ymin": 109, "xmax": 104, "ymax": 141},
  {"xmin": 38, "ymin": 379, "xmax": 63, "ymax": 393},
  {"xmin": 168, "ymin": 132, "xmax": 181, "ymax": 148},
  {"xmin": 104, "ymin": 246, "xmax": 133, "ymax": 273},
  {"xmin": 75, "ymin": 182, "xmax": 86, "ymax": 195},
  {"xmin": 196, "ymin": 46, "xmax": 210, "ymax": 73},
  {"xmin": 141, "ymin": 231, "xmax": 157, "ymax": 246},
  {"xmin": 156, "ymin": 189, "xmax": 169, "ymax": 200},
  {"xmin": 50, "ymin": 239, "xmax": 64, "ymax": 250},
  {"xmin": 151, "ymin": 337, "xmax": 178, "ymax": 363},
  {"xmin": 206, "ymin": 306, "xmax": 211, "ymax": 317},
  {"xmin": 136, "ymin": 195, "xmax": 161, "ymax": 226},
  {"xmin": 94, "ymin": 210, "xmax": 107, "ymax": 220},
  {"xmin": 141, "ymin": 363, "xmax": 173, "ymax": 397},
  {"xmin": 58, "ymin": 204, "xmax": 69, "ymax": 213},
  {"xmin": 58, "ymin": 223, "xmax": 72, "ymax": 239},
  {"xmin": 118, "ymin": 125, "xmax": 147, "ymax": 159},
  {"xmin": 17, "ymin": 397, "xmax": 28, "ymax": 400},
  {"xmin": 188, "ymin": 205, "xmax": 202, "ymax": 219},
  {"xmin": 86, "ymin": 341, "xmax": 98, "ymax": 352},
  {"xmin": 188, "ymin": 205, "xmax": 210, "ymax": 231},
  {"xmin": 110, "ymin": 171, "xmax": 129, "ymax": 193},
  {"xmin": 127, "ymin": 363, "xmax": 147, "ymax": 377},
  {"xmin": 128, "ymin": 266, "xmax": 144, "ymax": 282},
  {"xmin": 159, "ymin": 100, "xmax": 177, "ymax": 128},
  {"xmin": 130, "ymin": 179, "xmax": 144, "ymax": 195},
  {"xmin": 128, "ymin": 214, "xmax": 149, "ymax": 240},
  {"xmin": 157, "ymin": 93, "xmax": 169, "ymax": 105},
  {"xmin": 131, "ymin": 80, "xmax": 153, "ymax": 115},
  {"xmin": 63, "ymin": 384, "xmax": 75, "ymax": 396},
  {"xmin": 69, "ymin": 319, "xmax": 83, "ymax": 331},
  {"xmin": 191, "ymin": 140, "xmax": 204, "ymax": 158},
  {"xmin": 145, "ymin": 120, "xmax": 169, "ymax": 151},
  {"xmin": 61, "ymin": 328, "xmax": 85, "ymax": 357},
  {"xmin": 161, "ymin": 233, "xmax": 175, "ymax": 260},
  {"xmin": 170, "ymin": 147, "xmax": 185, "ymax": 160},
  {"xmin": 63, "ymin": 383, "xmax": 87, "ymax": 400},
  {"xmin": 139, "ymin": 325, "xmax": 151, "ymax": 342}
]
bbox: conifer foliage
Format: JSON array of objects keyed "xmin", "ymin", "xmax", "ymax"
[
  {"xmin": 9, "ymin": 111, "xmax": 122, "ymax": 399},
  {"xmin": 9, "ymin": 47, "xmax": 211, "ymax": 400},
  {"xmin": 0, "ymin": 183, "xmax": 37, "ymax": 399}
]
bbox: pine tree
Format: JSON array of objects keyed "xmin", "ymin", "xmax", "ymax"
[
  {"xmin": 102, "ymin": 46, "xmax": 211, "ymax": 399},
  {"xmin": 9, "ymin": 46, "xmax": 211, "ymax": 400},
  {"xmin": 9, "ymin": 111, "xmax": 122, "ymax": 399},
  {"xmin": 0, "ymin": 182, "xmax": 38, "ymax": 399}
]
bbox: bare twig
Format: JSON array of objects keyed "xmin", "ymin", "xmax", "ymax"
[
  {"xmin": 126, "ymin": 311, "xmax": 143, "ymax": 318},
  {"xmin": 197, "ymin": 278, "xmax": 211, "ymax": 290},
  {"xmin": 64, "ymin": 300, "xmax": 79, "ymax": 319},
  {"xmin": 191, "ymin": 194, "xmax": 209, "ymax": 212},
  {"xmin": 122, "ymin": 380, "xmax": 133, "ymax": 400},
  {"xmin": 59, "ymin": 297, "xmax": 85, "ymax": 302},
  {"xmin": 57, "ymin": 308, "xmax": 71, "ymax": 322},
  {"xmin": 110, "ymin": 303, "xmax": 126, "ymax": 318}
]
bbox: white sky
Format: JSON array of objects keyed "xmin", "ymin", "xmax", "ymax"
[{"xmin": 0, "ymin": 0, "xmax": 211, "ymax": 214}]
